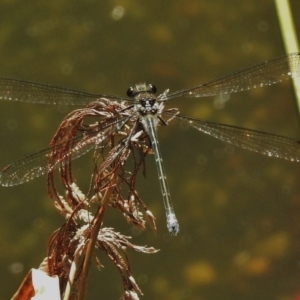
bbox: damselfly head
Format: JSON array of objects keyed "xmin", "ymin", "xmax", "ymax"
[{"xmin": 127, "ymin": 83, "xmax": 157, "ymax": 98}]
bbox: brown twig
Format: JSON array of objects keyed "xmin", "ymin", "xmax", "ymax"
[{"xmin": 77, "ymin": 169, "xmax": 118, "ymax": 300}]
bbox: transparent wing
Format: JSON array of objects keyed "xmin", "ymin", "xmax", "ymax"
[
  {"xmin": 167, "ymin": 52, "xmax": 300, "ymax": 99},
  {"xmin": 166, "ymin": 112, "xmax": 300, "ymax": 162},
  {"xmin": 0, "ymin": 78, "xmax": 130, "ymax": 105},
  {"xmin": 0, "ymin": 131, "xmax": 111, "ymax": 186}
]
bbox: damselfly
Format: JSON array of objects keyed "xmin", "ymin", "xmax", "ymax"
[{"xmin": 1, "ymin": 52, "xmax": 300, "ymax": 235}]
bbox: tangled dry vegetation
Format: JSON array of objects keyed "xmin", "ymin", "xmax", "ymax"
[{"xmin": 13, "ymin": 99, "xmax": 162, "ymax": 300}]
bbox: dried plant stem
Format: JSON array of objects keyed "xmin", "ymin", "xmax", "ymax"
[
  {"xmin": 77, "ymin": 170, "xmax": 118, "ymax": 300},
  {"xmin": 63, "ymin": 244, "xmax": 84, "ymax": 300}
]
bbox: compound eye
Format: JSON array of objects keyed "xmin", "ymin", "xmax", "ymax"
[
  {"xmin": 149, "ymin": 84, "xmax": 157, "ymax": 94},
  {"xmin": 126, "ymin": 87, "xmax": 134, "ymax": 97}
]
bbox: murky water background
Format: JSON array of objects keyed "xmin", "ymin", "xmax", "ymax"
[{"xmin": 1, "ymin": 1, "xmax": 300, "ymax": 299}]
